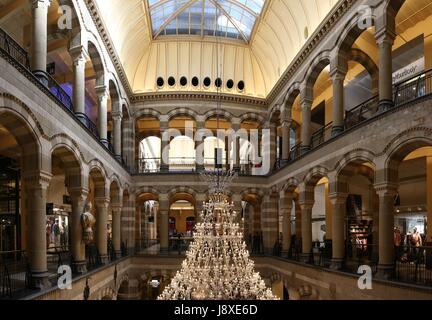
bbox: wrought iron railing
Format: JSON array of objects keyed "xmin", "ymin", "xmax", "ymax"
[
  {"xmin": 310, "ymin": 123, "xmax": 333, "ymax": 150},
  {"xmin": 0, "ymin": 28, "xmax": 30, "ymax": 68},
  {"xmin": 0, "ymin": 251, "xmax": 32, "ymax": 299},
  {"xmin": 75, "ymin": 112, "xmax": 100, "ymax": 139}
]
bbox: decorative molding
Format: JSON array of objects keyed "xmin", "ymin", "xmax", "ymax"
[
  {"xmin": 83, "ymin": 0, "xmax": 133, "ymax": 96},
  {"xmin": 131, "ymin": 91, "xmax": 267, "ymax": 107},
  {"xmin": 266, "ymin": 0, "xmax": 355, "ymax": 105}
]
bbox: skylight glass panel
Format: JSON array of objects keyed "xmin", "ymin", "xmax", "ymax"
[{"xmin": 148, "ymin": 0, "xmax": 266, "ymax": 42}]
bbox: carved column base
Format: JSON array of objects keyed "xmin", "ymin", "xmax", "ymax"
[
  {"xmin": 30, "ymin": 272, "xmax": 51, "ymax": 290},
  {"xmin": 330, "ymin": 258, "xmax": 344, "ymax": 270},
  {"xmin": 376, "ymin": 264, "xmax": 395, "ymax": 280}
]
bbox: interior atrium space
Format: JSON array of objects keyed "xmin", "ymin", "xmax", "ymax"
[{"xmin": 1, "ymin": 0, "xmax": 432, "ymax": 310}]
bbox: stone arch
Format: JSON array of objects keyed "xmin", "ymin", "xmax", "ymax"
[
  {"xmin": 167, "ymin": 107, "xmax": 198, "ymax": 122},
  {"xmin": 281, "ymin": 177, "xmax": 301, "ymax": 194},
  {"xmin": 332, "ymin": 149, "xmax": 376, "ymax": 194},
  {"xmin": 303, "ymin": 165, "xmax": 329, "ymax": 187},
  {"xmin": 334, "ymin": 149, "xmax": 376, "ymax": 178},
  {"xmin": 87, "ymin": 40, "xmax": 106, "ymax": 87},
  {"xmin": 203, "ymin": 109, "xmax": 234, "ymax": 122},
  {"xmin": 0, "ymin": 105, "xmax": 42, "ymax": 173},
  {"xmin": 239, "ymin": 112, "xmax": 265, "ymax": 126},
  {"xmin": 269, "ymin": 104, "xmax": 281, "ymax": 123},
  {"xmin": 135, "ymin": 108, "xmax": 162, "ymax": 120},
  {"xmin": 241, "ymin": 188, "xmax": 265, "ymax": 200},
  {"xmin": 335, "ymin": 9, "xmax": 377, "ymax": 59},
  {"xmin": 50, "ymin": 134, "xmax": 85, "ymax": 164},
  {"xmin": 51, "ymin": 143, "xmax": 85, "ymax": 190},
  {"xmin": 135, "ymin": 186, "xmax": 161, "ymax": 198},
  {"xmin": 349, "ymin": 48, "xmax": 379, "ymax": 91},
  {"xmin": 108, "ymin": 78, "xmax": 121, "ymax": 114},
  {"xmin": 88, "ymin": 160, "xmax": 107, "ymax": 198},
  {"xmin": 109, "ymin": 177, "xmax": 122, "ymax": 206},
  {"xmin": 384, "ymin": 127, "xmax": 432, "ymax": 182},
  {"xmin": 168, "ymin": 187, "xmax": 198, "ymax": 204},
  {"xmin": 304, "ymin": 52, "xmax": 332, "ymax": 96},
  {"xmin": 284, "ymin": 83, "xmax": 301, "ymax": 107},
  {"xmin": 121, "ymin": 102, "xmax": 131, "ymax": 119}
]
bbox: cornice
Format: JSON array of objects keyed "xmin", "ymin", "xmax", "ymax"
[
  {"xmin": 266, "ymin": 0, "xmax": 355, "ymax": 105},
  {"xmin": 83, "ymin": 0, "xmax": 355, "ymax": 108},
  {"xmin": 131, "ymin": 92, "xmax": 268, "ymax": 107},
  {"xmin": 83, "ymin": 0, "xmax": 133, "ymax": 96}
]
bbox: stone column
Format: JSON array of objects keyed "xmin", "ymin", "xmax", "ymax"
[
  {"xmin": 376, "ymin": 31, "xmax": 396, "ymax": 111},
  {"xmin": 299, "ymin": 201, "xmax": 313, "ymax": 263},
  {"xmin": 160, "ymin": 121, "xmax": 169, "ymax": 172},
  {"xmin": 329, "ymin": 193, "xmax": 347, "ymax": 269},
  {"xmin": 264, "ymin": 122, "xmax": 277, "ymax": 172},
  {"xmin": 112, "ymin": 112, "xmax": 123, "ymax": 160},
  {"xmin": 261, "ymin": 191, "xmax": 278, "ymax": 254},
  {"xmin": 375, "ymin": 183, "xmax": 398, "ymax": 279},
  {"xmin": 70, "ymin": 46, "xmax": 88, "ymax": 123},
  {"xmin": 122, "ymin": 118, "xmax": 135, "ymax": 171},
  {"xmin": 281, "ymin": 108, "xmax": 292, "ymax": 162},
  {"xmin": 280, "ymin": 191, "xmax": 293, "ymax": 258},
  {"xmin": 195, "ymin": 120, "xmax": 205, "ymax": 172},
  {"xmin": 159, "ymin": 194, "xmax": 169, "ymax": 252},
  {"xmin": 95, "ymin": 85, "xmax": 109, "ymax": 147},
  {"xmin": 30, "ymin": 0, "xmax": 51, "ymax": 84},
  {"xmin": 23, "ymin": 172, "xmax": 51, "ymax": 288},
  {"xmin": 69, "ymin": 187, "xmax": 88, "ymax": 274},
  {"xmin": 95, "ymin": 197, "xmax": 110, "ymax": 264},
  {"xmin": 330, "ymin": 69, "xmax": 347, "ymax": 136},
  {"xmin": 112, "ymin": 205, "xmax": 122, "ymax": 258},
  {"xmin": 300, "ymin": 94, "xmax": 313, "ymax": 154},
  {"xmin": 232, "ymin": 121, "xmax": 241, "ymax": 172}
]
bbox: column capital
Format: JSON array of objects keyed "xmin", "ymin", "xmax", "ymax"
[
  {"xmin": 159, "ymin": 193, "xmax": 169, "ymax": 202},
  {"xmin": 22, "ymin": 171, "xmax": 52, "ymax": 189},
  {"xmin": 298, "ymin": 200, "xmax": 314, "ymax": 210},
  {"xmin": 95, "ymin": 85, "xmax": 109, "ymax": 99},
  {"xmin": 69, "ymin": 45, "xmax": 89, "ymax": 65},
  {"xmin": 375, "ymin": 29, "xmax": 396, "ymax": 46},
  {"xmin": 329, "ymin": 67, "xmax": 347, "ymax": 81},
  {"xmin": 31, "ymin": 0, "xmax": 51, "ymax": 9},
  {"xmin": 68, "ymin": 187, "xmax": 89, "ymax": 200},
  {"xmin": 94, "ymin": 197, "xmax": 110, "ymax": 208},
  {"xmin": 111, "ymin": 204, "xmax": 123, "ymax": 213},
  {"xmin": 373, "ymin": 182, "xmax": 398, "ymax": 197},
  {"xmin": 112, "ymin": 111, "xmax": 123, "ymax": 121},
  {"xmin": 328, "ymin": 192, "xmax": 348, "ymax": 205}
]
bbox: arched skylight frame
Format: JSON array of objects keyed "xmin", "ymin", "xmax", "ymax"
[{"xmin": 146, "ymin": 0, "xmax": 266, "ymax": 43}]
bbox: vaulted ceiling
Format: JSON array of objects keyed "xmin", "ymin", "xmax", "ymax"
[{"xmin": 93, "ymin": 0, "xmax": 339, "ymax": 98}]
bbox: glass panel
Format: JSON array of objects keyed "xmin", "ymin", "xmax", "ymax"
[{"xmin": 149, "ymin": 0, "xmax": 266, "ymax": 42}]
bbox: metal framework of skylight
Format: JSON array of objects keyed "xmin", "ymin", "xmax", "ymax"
[{"xmin": 146, "ymin": 0, "xmax": 266, "ymax": 43}]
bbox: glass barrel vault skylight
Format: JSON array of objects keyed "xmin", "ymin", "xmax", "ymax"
[{"xmin": 147, "ymin": 0, "xmax": 266, "ymax": 43}]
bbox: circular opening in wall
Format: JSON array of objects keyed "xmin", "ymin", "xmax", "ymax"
[
  {"xmin": 168, "ymin": 76, "xmax": 176, "ymax": 87},
  {"xmin": 237, "ymin": 80, "xmax": 245, "ymax": 92},
  {"xmin": 226, "ymin": 79, "xmax": 234, "ymax": 89},
  {"xmin": 192, "ymin": 77, "xmax": 199, "ymax": 87},
  {"xmin": 215, "ymin": 78, "xmax": 222, "ymax": 88},
  {"xmin": 156, "ymin": 77, "xmax": 164, "ymax": 88},
  {"xmin": 180, "ymin": 76, "xmax": 188, "ymax": 87},
  {"xmin": 203, "ymin": 77, "xmax": 211, "ymax": 87}
]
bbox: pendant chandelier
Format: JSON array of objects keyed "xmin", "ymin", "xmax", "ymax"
[{"xmin": 158, "ymin": 170, "xmax": 278, "ymax": 300}]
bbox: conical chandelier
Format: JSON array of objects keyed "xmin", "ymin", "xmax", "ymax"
[{"xmin": 158, "ymin": 170, "xmax": 278, "ymax": 300}]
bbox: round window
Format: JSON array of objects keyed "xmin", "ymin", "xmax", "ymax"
[
  {"xmin": 203, "ymin": 77, "xmax": 211, "ymax": 87},
  {"xmin": 156, "ymin": 77, "xmax": 164, "ymax": 88},
  {"xmin": 192, "ymin": 77, "xmax": 199, "ymax": 87},
  {"xmin": 168, "ymin": 76, "xmax": 176, "ymax": 87},
  {"xmin": 226, "ymin": 79, "xmax": 234, "ymax": 89},
  {"xmin": 237, "ymin": 80, "xmax": 245, "ymax": 91},
  {"xmin": 180, "ymin": 76, "xmax": 188, "ymax": 86}
]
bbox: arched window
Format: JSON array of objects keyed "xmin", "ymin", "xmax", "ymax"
[
  {"xmin": 169, "ymin": 136, "xmax": 195, "ymax": 171},
  {"xmin": 139, "ymin": 136, "xmax": 161, "ymax": 173}
]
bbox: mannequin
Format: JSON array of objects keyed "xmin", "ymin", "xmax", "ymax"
[{"xmin": 81, "ymin": 202, "xmax": 96, "ymax": 244}]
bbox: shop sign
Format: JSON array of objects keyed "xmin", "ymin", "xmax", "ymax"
[{"xmin": 392, "ymin": 57, "xmax": 424, "ymax": 84}]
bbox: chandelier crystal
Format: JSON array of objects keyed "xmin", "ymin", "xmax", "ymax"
[{"xmin": 158, "ymin": 170, "xmax": 278, "ymax": 300}]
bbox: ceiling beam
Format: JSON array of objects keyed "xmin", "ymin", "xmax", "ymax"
[
  {"xmin": 223, "ymin": 0, "xmax": 258, "ymax": 17},
  {"xmin": 142, "ymin": 0, "xmax": 154, "ymax": 39},
  {"xmin": 154, "ymin": 0, "xmax": 199, "ymax": 38},
  {"xmin": 209, "ymin": 0, "xmax": 249, "ymax": 43}
]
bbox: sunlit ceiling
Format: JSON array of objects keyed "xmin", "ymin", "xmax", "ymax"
[
  {"xmin": 147, "ymin": 0, "xmax": 265, "ymax": 43},
  {"xmin": 93, "ymin": 0, "xmax": 339, "ymax": 98}
]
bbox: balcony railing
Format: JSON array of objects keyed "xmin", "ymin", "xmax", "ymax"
[
  {"xmin": 287, "ymin": 68, "xmax": 432, "ymax": 165},
  {"xmin": 0, "ymin": 28, "xmax": 30, "ymax": 68}
]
